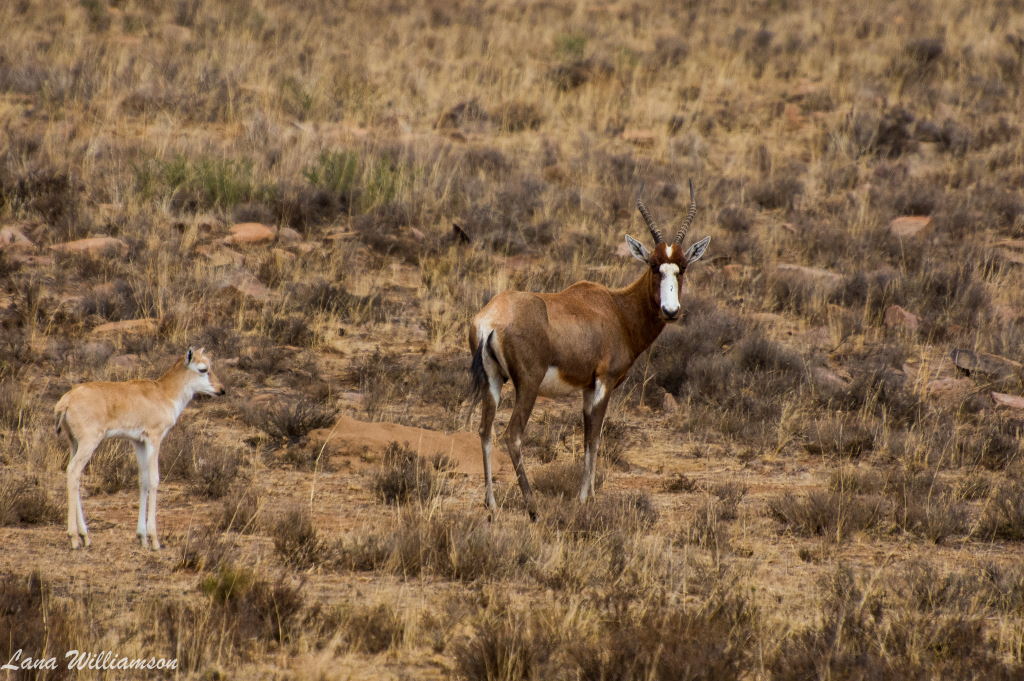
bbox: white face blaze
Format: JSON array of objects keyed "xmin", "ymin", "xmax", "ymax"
[{"xmin": 659, "ymin": 263, "xmax": 681, "ymax": 317}]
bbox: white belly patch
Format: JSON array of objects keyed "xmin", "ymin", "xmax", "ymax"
[{"xmin": 538, "ymin": 366, "xmax": 578, "ymax": 397}]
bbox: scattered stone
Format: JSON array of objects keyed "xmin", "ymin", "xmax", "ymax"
[
  {"xmin": 925, "ymin": 377, "xmax": 974, "ymax": 402},
  {"xmin": 622, "ymin": 129, "xmax": 656, "ymax": 147},
  {"xmin": 218, "ymin": 271, "xmax": 275, "ymax": 302},
  {"xmin": 0, "ymin": 226, "xmax": 34, "ymax": 250},
  {"xmin": 91, "ymin": 318, "xmax": 159, "ymax": 336},
  {"xmin": 888, "ymin": 216, "xmax": 931, "ymax": 239},
  {"xmin": 722, "ymin": 264, "xmax": 754, "ymax": 281},
  {"xmin": 270, "ymin": 247, "xmax": 296, "ymax": 263},
  {"xmin": 51, "ymin": 236, "xmax": 128, "ymax": 256},
  {"xmin": 196, "ymin": 245, "xmax": 244, "ymax": 268},
  {"xmin": 950, "ymin": 348, "xmax": 1022, "ymax": 379},
  {"xmin": 277, "ymin": 226, "xmax": 302, "ymax": 244},
  {"xmin": 663, "ymin": 393, "xmax": 679, "ymax": 411},
  {"xmin": 992, "ymin": 392, "xmax": 1024, "ymax": 410},
  {"xmin": 108, "ymin": 354, "xmax": 143, "ymax": 370},
  {"xmin": 224, "ymin": 222, "xmax": 276, "ymax": 245},
  {"xmin": 811, "ymin": 366, "xmax": 852, "ymax": 393},
  {"xmin": 774, "ymin": 263, "xmax": 842, "ymax": 285},
  {"xmin": 883, "ymin": 304, "xmax": 919, "ymax": 333}
]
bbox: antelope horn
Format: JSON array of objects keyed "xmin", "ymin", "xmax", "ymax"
[
  {"xmin": 636, "ymin": 199, "xmax": 664, "ymax": 244},
  {"xmin": 674, "ymin": 179, "xmax": 698, "ymax": 244}
]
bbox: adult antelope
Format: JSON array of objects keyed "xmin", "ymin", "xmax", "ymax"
[
  {"xmin": 54, "ymin": 347, "xmax": 226, "ymax": 550},
  {"xmin": 469, "ymin": 182, "xmax": 710, "ymax": 519}
]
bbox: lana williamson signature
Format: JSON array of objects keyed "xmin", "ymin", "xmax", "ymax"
[{"xmin": 2, "ymin": 649, "xmax": 179, "ymax": 671}]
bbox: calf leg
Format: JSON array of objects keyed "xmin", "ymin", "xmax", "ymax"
[
  {"xmin": 66, "ymin": 436, "xmax": 100, "ymax": 549},
  {"xmin": 133, "ymin": 441, "xmax": 149, "ymax": 547},
  {"xmin": 145, "ymin": 441, "xmax": 161, "ymax": 550}
]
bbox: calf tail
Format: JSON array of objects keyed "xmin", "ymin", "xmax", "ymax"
[{"xmin": 54, "ymin": 393, "xmax": 70, "ymax": 436}]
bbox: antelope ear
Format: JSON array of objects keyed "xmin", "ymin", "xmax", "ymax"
[
  {"xmin": 624, "ymin": 235, "xmax": 650, "ymax": 263},
  {"xmin": 685, "ymin": 236, "xmax": 711, "ymax": 263},
  {"xmin": 186, "ymin": 347, "xmax": 194, "ymax": 364}
]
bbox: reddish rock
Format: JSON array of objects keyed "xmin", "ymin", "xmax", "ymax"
[
  {"xmin": 0, "ymin": 226, "xmax": 34, "ymax": 250},
  {"xmin": 51, "ymin": 236, "xmax": 128, "ymax": 256},
  {"xmin": 950, "ymin": 349, "xmax": 1022, "ymax": 379},
  {"xmin": 926, "ymin": 377, "xmax": 974, "ymax": 401},
  {"xmin": 884, "ymin": 305, "xmax": 919, "ymax": 333},
  {"xmin": 622, "ymin": 129, "xmax": 656, "ymax": 147},
  {"xmin": 218, "ymin": 271, "xmax": 274, "ymax": 302},
  {"xmin": 992, "ymin": 392, "xmax": 1024, "ymax": 410},
  {"xmin": 91, "ymin": 318, "xmax": 159, "ymax": 336},
  {"xmin": 224, "ymin": 222, "xmax": 276, "ymax": 245},
  {"xmin": 889, "ymin": 216, "xmax": 932, "ymax": 239},
  {"xmin": 197, "ymin": 245, "xmax": 244, "ymax": 268},
  {"xmin": 774, "ymin": 263, "xmax": 842, "ymax": 285},
  {"xmin": 108, "ymin": 354, "xmax": 143, "ymax": 370},
  {"xmin": 811, "ymin": 366, "xmax": 852, "ymax": 393}
]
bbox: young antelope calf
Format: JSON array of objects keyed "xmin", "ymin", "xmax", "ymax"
[{"xmin": 54, "ymin": 347, "xmax": 226, "ymax": 550}]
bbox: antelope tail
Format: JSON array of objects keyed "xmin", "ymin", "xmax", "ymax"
[{"xmin": 468, "ymin": 331, "xmax": 492, "ymax": 410}]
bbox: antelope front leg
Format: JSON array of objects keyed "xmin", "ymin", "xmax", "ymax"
[{"xmin": 579, "ymin": 381, "xmax": 609, "ymax": 503}]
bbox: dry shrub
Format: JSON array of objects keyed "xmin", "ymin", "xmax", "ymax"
[
  {"xmin": 769, "ymin": 566, "xmax": 1020, "ymax": 681},
  {"xmin": 570, "ymin": 589, "xmax": 758, "ymax": 681},
  {"xmin": 336, "ymin": 506, "xmax": 538, "ymax": 582},
  {"xmin": 803, "ymin": 416, "xmax": 876, "ymax": 458},
  {"xmin": 162, "ymin": 422, "xmax": 245, "ymax": 499},
  {"xmin": 88, "ymin": 441, "xmax": 136, "ymax": 494},
  {"xmin": 242, "ymin": 396, "xmax": 336, "ymax": 443},
  {"xmin": 0, "ymin": 573, "xmax": 89, "ymax": 681},
  {"xmin": 372, "ymin": 441, "xmax": 455, "ymax": 504},
  {"xmin": 541, "ymin": 492, "xmax": 657, "ymax": 538},
  {"xmin": 707, "ymin": 481, "xmax": 748, "ymax": 520},
  {"xmin": 337, "ymin": 602, "xmax": 406, "ymax": 654},
  {"xmin": 978, "ymin": 480, "xmax": 1024, "ymax": 541},
  {"xmin": 533, "ymin": 460, "xmax": 603, "ymax": 498},
  {"xmin": 769, "ymin": 489, "xmax": 887, "ymax": 541},
  {"xmin": 218, "ymin": 481, "xmax": 264, "ymax": 533},
  {"xmin": 954, "ymin": 419, "xmax": 1023, "ymax": 470},
  {"xmin": 176, "ymin": 527, "xmax": 237, "ymax": 572},
  {"xmin": 272, "ymin": 505, "xmax": 329, "ymax": 569},
  {"xmin": 0, "ymin": 471, "xmax": 60, "ymax": 526},
  {"xmin": 664, "ymin": 473, "xmax": 698, "ymax": 493},
  {"xmin": 685, "ymin": 495, "xmax": 732, "ymax": 554},
  {"xmin": 0, "ymin": 377, "xmax": 35, "ymax": 430},
  {"xmin": 453, "ymin": 598, "xmax": 561, "ymax": 681}
]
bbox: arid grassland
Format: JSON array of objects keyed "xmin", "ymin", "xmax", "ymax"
[{"xmin": 2, "ymin": 0, "xmax": 1024, "ymax": 678}]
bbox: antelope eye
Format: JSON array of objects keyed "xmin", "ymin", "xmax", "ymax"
[{"xmin": 198, "ymin": 367, "xmax": 208, "ymax": 374}]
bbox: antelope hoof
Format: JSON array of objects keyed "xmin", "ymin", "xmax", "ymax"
[
  {"xmin": 138, "ymin": 534, "xmax": 148, "ymax": 549},
  {"xmin": 69, "ymin": 535, "xmax": 82, "ymax": 550},
  {"xmin": 148, "ymin": 536, "xmax": 161, "ymax": 551},
  {"xmin": 527, "ymin": 508, "xmax": 538, "ymax": 523},
  {"xmin": 81, "ymin": 533, "xmax": 91, "ymax": 548}
]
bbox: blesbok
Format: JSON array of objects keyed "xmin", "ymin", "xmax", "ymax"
[
  {"xmin": 54, "ymin": 347, "xmax": 226, "ymax": 549},
  {"xmin": 468, "ymin": 182, "xmax": 711, "ymax": 519}
]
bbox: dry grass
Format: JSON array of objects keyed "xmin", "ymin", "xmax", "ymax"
[{"xmin": 2, "ymin": 0, "xmax": 1024, "ymax": 677}]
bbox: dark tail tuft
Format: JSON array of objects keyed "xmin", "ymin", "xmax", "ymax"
[{"xmin": 468, "ymin": 331, "xmax": 492, "ymax": 408}]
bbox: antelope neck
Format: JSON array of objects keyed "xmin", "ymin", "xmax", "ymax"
[{"xmin": 613, "ymin": 268, "xmax": 668, "ymax": 357}]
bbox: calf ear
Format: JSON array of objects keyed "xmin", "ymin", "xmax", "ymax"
[
  {"xmin": 685, "ymin": 236, "xmax": 711, "ymax": 263},
  {"xmin": 625, "ymin": 235, "xmax": 650, "ymax": 263},
  {"xmin": 186, "ymin": 347, "xmax": 194, "ymax": 364}
]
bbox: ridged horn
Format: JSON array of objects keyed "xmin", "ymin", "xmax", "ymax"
[
  {"xmin": 674, "ymin": 180, "xmax": 698, "ymax": 244},
  {"xmin": 636, "ymin": 199, "xmax": 664, "ymax": 244}
]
